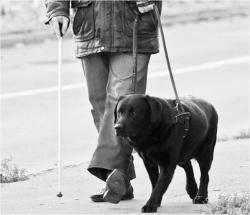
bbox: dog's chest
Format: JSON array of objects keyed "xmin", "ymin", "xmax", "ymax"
[{"xmin": 138, "ymin": 148, "xmax": 169, "ymax": 166}]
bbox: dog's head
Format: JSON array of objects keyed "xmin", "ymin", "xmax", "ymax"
[{"xmin": 114, "ymin": 94, "xmax": 163, "ymax": 139}]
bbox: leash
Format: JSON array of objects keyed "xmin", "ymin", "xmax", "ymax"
[
  {"xmin": 154, "ymin": 6, "xmax": 183, "ymax": 113},
  {"xmin": 132, "ymin": 12, "xmax": 139, "ymax": 94},
  {"xmin": 131, "ymin": 6, "xmax": 191, "ymax": 138},
  {"xmin": 57, "ymin": 36, "xmax": 63, "ymax": 198},
  {"xmin": 153, "ymin": 6, "xmax": 191, "ymax": 138}
]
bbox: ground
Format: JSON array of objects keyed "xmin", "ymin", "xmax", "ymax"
[
  {"xmin": 1, "ymin": 16, "xmax": 249, "ymax": 214},
  {"xmin": 1, "ymin": 140, "xmax": 249, "ymax": 214}
]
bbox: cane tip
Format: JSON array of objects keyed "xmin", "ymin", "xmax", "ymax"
[{"xmin": 57, "ymin": 192, "xmax": 63, "ymax": 198}]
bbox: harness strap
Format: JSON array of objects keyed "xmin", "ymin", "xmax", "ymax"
[{"xmin": 174, "ymin": 111, "xmax": 191, "ymax": 138}]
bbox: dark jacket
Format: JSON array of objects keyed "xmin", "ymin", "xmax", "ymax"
[{"xmin": 45, "ymin": 0, "xmax": 162, "ymax": 58}]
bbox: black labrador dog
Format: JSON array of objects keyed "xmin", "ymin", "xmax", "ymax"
[{"xmin": 114, "ymin": 94, "xmax": 218, "ymax": 213}]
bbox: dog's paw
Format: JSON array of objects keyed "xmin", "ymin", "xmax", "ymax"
[
  {"xmin": 141, "ymin": 204, "xmax": 157, "ymax": 213},
  {"xmin": 193, "ymin": 195, "xmax": 208, "ymax": 204},
  {"xmin": 186, "ymin": 185, "xmax": 198, "ymax": 200}
]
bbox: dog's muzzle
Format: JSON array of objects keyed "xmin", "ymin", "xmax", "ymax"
[{"xmin": 114, "ymin": 123, "xmax": 126, "ymax": 136}]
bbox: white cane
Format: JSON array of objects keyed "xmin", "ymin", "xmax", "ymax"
[{"xmin": 57, "ymin": 36, "xmax": 63, "ymax": 198}]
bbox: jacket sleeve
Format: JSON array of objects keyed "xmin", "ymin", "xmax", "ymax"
[{"xmin": 45, "ymin": 0, "xmax": 70, "ymax": 24}]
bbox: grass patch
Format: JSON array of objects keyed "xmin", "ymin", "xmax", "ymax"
[
  {"xmin": 0, "ymin": 158, "xmax": 29, "ymax": 183},
  {"xmin": 217, "ymin": 129, "xmax": 250, "ymax": 142},
  {"xmin": 209, "ymin": 193, "xmax": 250, "ymax": 215},
  {"xmin": 233, "ymin": 129, "xmax": 250, "ymax": 140}
]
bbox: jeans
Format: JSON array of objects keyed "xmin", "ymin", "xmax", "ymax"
[{"xmin": 81, "ymin": 52, "xmax": 150, "ymax": 181}]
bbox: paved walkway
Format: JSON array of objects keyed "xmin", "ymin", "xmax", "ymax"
[{"xmin": 1, "ymin": 140, "xmax": 249, "ymax": 214}]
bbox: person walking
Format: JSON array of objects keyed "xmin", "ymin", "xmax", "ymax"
[{"xmin": 45, "ymin": 0, "xmax": 162, "ymax": 204}]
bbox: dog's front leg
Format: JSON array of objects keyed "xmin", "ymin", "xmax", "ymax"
[
  {"xmin": 141, "ymin": 164, "xmax": 177, "ymax": 213},
  {"xmin": 143, "ymin": 158, "xmax": 159, "ymax": 190}
]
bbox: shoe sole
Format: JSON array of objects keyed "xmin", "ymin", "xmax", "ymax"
[
  {"xmin": 91, "ymin": 192, "xmax": 134, "ymax": 203},
  {"xmin": 121, "ymin": 192, "xmax": 134, "ymax": 200}
]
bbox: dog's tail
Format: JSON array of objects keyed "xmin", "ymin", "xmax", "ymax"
[{"xmin": 204, "ymin": 105, "xmax": 218, "ymax": 153}]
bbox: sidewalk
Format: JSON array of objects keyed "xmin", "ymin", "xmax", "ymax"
[{"xmin": 1, "ymin": 140, "xmax": 249, "ymax": 214}]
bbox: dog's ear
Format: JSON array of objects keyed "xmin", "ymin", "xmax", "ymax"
[
  {"xmin": 114, "ymin": 95, "xmax": 125, "ymax": 123},
  {"xmin": 144, "ymin": 95, "xmax": 163, "ymax": 125}
]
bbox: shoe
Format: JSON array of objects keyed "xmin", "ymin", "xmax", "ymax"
[
  {"xmin": 103, "ymin": 169, "xmax": 132, "ymax": 204},
  {"xmin": 90, "ymin": 188, "xmax": 107, "ymax": 202},
  {"xmin": 90, "ymin": 169, "xmax": 134, "ymax": 203},
  {"xmin": 90, "ymin": 185, "xmax": 134, "ymax": 203}
]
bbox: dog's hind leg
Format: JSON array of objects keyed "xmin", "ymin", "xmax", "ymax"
[
  {"xmin": 193, "ymin": 126, "xmax": 217, "ymax": 204},
  {"xmin": 194, "ymin": 151, "xmax": 213, "ymax": 204},
  {"xmin": 179, "ymin": 161, "xmax": 198, "ymax": 200}
]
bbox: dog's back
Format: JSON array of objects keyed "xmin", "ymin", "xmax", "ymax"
[{"xmin": 182, "ymin": 96, "xmax": 218, "ymax": 123}]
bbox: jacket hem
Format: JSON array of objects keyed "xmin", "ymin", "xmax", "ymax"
[{"xmin": 75, "ymin": 47, "xmax": 159, "ymax": 58}]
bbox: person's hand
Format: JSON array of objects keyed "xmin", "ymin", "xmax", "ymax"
[
  {"xmin": 136, "ymin": 0, "xmax": 155, "ymax": 14},
  {"xmin": 49, "ymin": 16, "xmax": 69, "ymax": 39}
]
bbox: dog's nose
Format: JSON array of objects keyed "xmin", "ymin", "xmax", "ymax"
[{"xmin": 114, "ymin": 123, "xmax": 124, "ymax": 130}]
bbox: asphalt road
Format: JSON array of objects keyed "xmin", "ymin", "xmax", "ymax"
[{"xmin": 1, "ymin": 17, "xmax": 249, "ymax": 173}]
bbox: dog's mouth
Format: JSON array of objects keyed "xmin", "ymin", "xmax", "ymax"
[
  {"xmin": 115, "ymin": 129, "xmax": 129, "ymax": 137},
  {"xmin": 114, "ymin": 128, "xmax": 138, "ymax": 147},
  {"xmin": 126, "ymin": 136, "xmax": 138, "ymax": 146},
  {"xmin": 115, "ymin": 128, "xmax": 136, "ymax": 139}
]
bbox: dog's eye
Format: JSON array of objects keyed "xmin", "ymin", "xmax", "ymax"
[
  {"xmin": 118, "ymin": 108, "xmax": 124, "ymax": 116},
  {"xmin": 117, "ymin": 112, "xmax": 121, "ymax": 118},
  {"xmin": 130, "ymin": 110, "xmax": 136, "ymax": 117}
]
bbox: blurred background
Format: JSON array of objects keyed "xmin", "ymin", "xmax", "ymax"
[
  {"xmin": 1, "ymin": 0, "xmax": 249, "ymax": 175},
  {"xmin": 1, "ymin": 0, "xmax": 249, "ymax": 47}
]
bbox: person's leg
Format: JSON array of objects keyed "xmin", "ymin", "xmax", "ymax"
[
  {"xmin": 81, "ymin": 53, "xmax": 111, "ymax": 180},
  {"xmin": 81, "ymin": 53, "xmax": 109, "ymax": 132},
  {"xmin": 88, "ymin": 53, "xmax": 150, "ymax": 181},
  {"xmin": 81, "ymin": 52, "xmax": 137, "ymax": 182}
]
